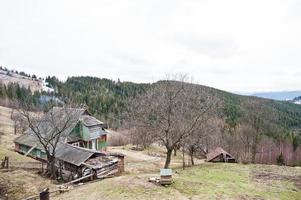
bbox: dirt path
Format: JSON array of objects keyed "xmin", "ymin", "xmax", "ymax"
[{"xmin": 109, "ymin": 147, "xmax": 162, "ymax": 162}]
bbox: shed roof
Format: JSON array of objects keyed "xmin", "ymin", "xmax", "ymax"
[
  {"xmin": 206, "ymin": 147, "xmax": 234, "ymax": 162},
  {"xmin": 55, "ymin": 143, "xmax": 103, "ymax": 166}
]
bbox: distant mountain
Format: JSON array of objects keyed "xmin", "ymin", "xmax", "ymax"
[
  {"xmin": 292, "ymin": 96, "xmax": 301, "ymax": 105},
  {"xmin": 252, "ymin": 91, "xmax": 301, "ymax": 101}
]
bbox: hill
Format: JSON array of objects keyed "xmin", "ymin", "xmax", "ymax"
[
  {"xmin": 0, "ymin": 105, "xmax": 300, "ymax": 199},
  {"xmin": 0, "ymin": 68, "xmax": 43, "ymax": 92},
  {"xmin": 0, "ymin": 104, "xmax": 300, "ymax": 199},
  {"xmin": 1, "ymin": 72, "xmax": 301, "ymax": 164},
  {"xmin": 54, "ymin": 77, "xmax": 301, "ymax": 134},
  {"xmin": 52, "ymin": 77, "xmax": 301, "ymax": 165}
]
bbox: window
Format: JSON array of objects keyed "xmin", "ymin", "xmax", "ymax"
[
  {"xmin": 72, "ymin": 142, "xmax": 79, "ymax": 147},
  {"xmin": 92, "ymin": 139, "xmax": 96, "ymax": 150},
  {"xmin": 36, "ymin": 150, "xmax": 41, "ymax": 158}
]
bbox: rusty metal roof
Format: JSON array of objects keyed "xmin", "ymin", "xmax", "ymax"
[{"xmin": 206, "ymin": 147, "xmax": 235, "ymax": 162}]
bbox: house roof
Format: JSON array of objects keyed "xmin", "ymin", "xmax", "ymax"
[
  {"xmin": 23, "ymin": 107, "xmax": 86, "ymax": 139},
  {"xmin": 206, "ymin": 147, "xmax": 234, "ymax": 162},
  {"xmin": 86, "ymin": 128, "xmax": 107, "ymax": 140},
  {"xmin": 15, "ymin": 107, "xmax": 87, "ymax": 148},
  {"xmin": 81, "ymin": 115, "xmax": 104, "ymax": 127},
  {"xmin": 14, "ymin": 107, "xmax": 110, "ymax": 164},
  {"xmin": 14, "ymin": 133, "xmax": 45, "ymax": 152},
  {"xmin": 15, "ymin": 106, "xmax": 107, "ymax": 144}
]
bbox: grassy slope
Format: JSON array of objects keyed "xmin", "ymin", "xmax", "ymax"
[
  {"xmin": 54, "ymin": 163, "xmax": 301, "ymax": 200},
  {"xmin": 0, "ymin": 106, "xmax": 56, "ymax": 200},
  {"xmin": 1, "ymin": 104, "xmax": 301, "ymax": 199},
  {"xmin": 0, "ymin": 106, "xmax": 34, "ymax": 161}
]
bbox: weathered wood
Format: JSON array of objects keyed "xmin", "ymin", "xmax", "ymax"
[
  {"xmin": 97, "ymin": 169, "xmax": 119, "ymax": 178},
  {"xmin": 5, "ymin": 156, "xmax": 9, "ymax": 168},
  {"xmin": 64, "ymin": 173, "xmax": 94, "ymax": 185},
  {"xmin": 8, "ymin": 161, "xmax": 43, "ymax": 170}
]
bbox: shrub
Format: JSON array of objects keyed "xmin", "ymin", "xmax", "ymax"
[{"xmin": 276, "ymin": 153, "xmax": 285, "ymax": 165}]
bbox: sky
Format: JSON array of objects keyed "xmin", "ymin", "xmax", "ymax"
[{"xmin": 0, "ymin": 0, "xmax": 301, "ymax": 93}]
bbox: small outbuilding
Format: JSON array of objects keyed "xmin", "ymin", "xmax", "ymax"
[
  {"xmin": 206, "ymin": 147, "xmax": 236, "ymax": 163},
  {"xmin": 160, "ymin": 169, "xmax": 172, "ymax": 185}
]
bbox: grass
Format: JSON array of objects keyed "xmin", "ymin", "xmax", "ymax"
[
  {"xmin": 54, "ymin": 163, "xmax": 301, "ymax": 200},
  {"xmin": 172, "ymin": 163, "xmax": 301, "ymax": 200},
  {"xmin": 0, "ymin": 106, "xmax": 56, "ymax": 199},
  {"xmin": 1, "ymin": 106, "xmax": 301, "ymax": 199}
]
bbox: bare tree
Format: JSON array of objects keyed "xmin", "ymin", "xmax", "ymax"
[
  {"xmin": 19, "ymin": 101, "xmax": 80, "ymax": 178},
  {"xmin": 130, "ymin": 127, "xmax": 154, "ymax": 149},
  {"xmin": 130, "ymin": 75, "xmax": 218, "ymax": 168},
  {"xmin": 249, "ymin": 114, "xmax": 264, "ymax": 163},
  {"xmin": 10, "ymin": 108, "xmax": 27, "ymax": 135},
  {"xmin": 183, "ymin": 119, "xmax": 216, "ymax": 166}
]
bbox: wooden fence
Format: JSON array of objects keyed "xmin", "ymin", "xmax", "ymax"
[{"xmin": 1, "ymin": 156, "xmax": 44, "ymax": 171}]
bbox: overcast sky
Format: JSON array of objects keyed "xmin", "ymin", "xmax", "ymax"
[{"xmin": 0, "ymin": 0, "xmax": 301, "ymax": 93}]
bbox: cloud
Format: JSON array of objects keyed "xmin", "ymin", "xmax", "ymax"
[
  {"xmin": 175, "ymin": 34, "xmax": 238, "ymax": 58},
  {"xmin": 0, "ymin": 0, "xmax": 301, "ymax": 92}
]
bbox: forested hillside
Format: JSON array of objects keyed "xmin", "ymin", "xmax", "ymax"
[
  {"xmin": 50, "ymin": 76, "xmax": 149, "ymax": 127},
  {"xmin": 0, "ymin": 73, "xmax": 301, "ymax": 155},
  {"xmin": 2, "ymin": 75, "xmax": 301, "ymax": 134}
]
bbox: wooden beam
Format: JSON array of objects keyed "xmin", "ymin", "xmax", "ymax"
[{"xmin": 64, "ymin": 173, "xmax": 94, "ymax": 185}]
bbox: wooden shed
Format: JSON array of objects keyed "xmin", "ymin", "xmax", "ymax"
[
  {"xmin": 160, "ymin": 169, "xmax": 172, "ymax": 185},
  {"xmin": 206, "ymin": 147, "xmax": 236, "ymax": 163}
]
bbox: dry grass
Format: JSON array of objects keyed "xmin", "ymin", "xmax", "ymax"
[
  {"xmin": 0, "ymin": 106, "xmax": 57, "ymax": 200},
  {"xmin": 108, "ymin": 145, "xmax": 204, "ymax": 174},
  {"xmin": 1, "ymin": 106, "xmax": 301, "ymax": 199},
  {"xmin": 53, "ymin": 163, "xmax": 301, "ymax": 200},
  {"xmin": 0, "ymin": 169, "xmax": 57, "ymax": 199}
]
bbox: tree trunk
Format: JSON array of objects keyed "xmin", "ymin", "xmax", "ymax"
[
  {"xmin": 14, "ymin": 121, "xmax": 17, "ymax": 135},
  {"xmin": 182, "ymin": 147, "xmax": 185, "ymax": 169},
  {"xmin": 47, "ymin": 155, "xmax": 57, "ymax": 179},
  {"xmin": 190, "ymin": 149, "xmax": 195, "ymax": 166},
  {"xmin": 173, "ymin": 148, "xmax": 177, "ymax": 156},
  {"xmin": 164, "ymin": 149, "xmax": 173, "ymax": 169},
  {"xmin": 251, "ymin": 143, "xmax": 257, "ymax": 164}
]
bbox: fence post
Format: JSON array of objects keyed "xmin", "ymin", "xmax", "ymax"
[
  {"xmin": 1, "ymin": 157, "xmax": 4, "ymax": 168},
  {"xmin": 5, "ymin": 156, "xmax": 9, "ymax": 168}
]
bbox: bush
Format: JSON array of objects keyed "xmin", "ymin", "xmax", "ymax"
[{"xmin": 276, "ymin": 153, "xmax": 285, "ymax": 165}]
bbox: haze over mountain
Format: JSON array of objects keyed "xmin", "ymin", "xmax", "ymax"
[{"xmin": 252, "ymin": 91, "xmax": 301, "ymax": 101}]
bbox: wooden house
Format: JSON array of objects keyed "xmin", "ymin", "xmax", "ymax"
[
  {"xmin": 14, "ymin": 107, "xmax": 108, "ymax": 161},
  {"xmin": 206, "ymin": 147, "xmax": 236, "ymax": 163}
]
